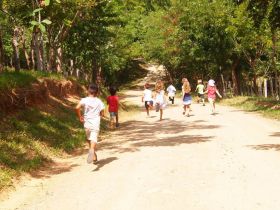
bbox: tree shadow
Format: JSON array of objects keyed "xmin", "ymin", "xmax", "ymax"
[
  {"xmin": 270, "ymin": 132, "xmax": 280, "ymax": 137},
  {"xmin": 29, "ymin": 162, "xmax": 80, "ymax": 178},
  {"xmin": 248, "ymin": 144, "xmax": 280, "ymax": 152},
  {"xmin": 92, "ymin": 157, "xmax": 118, "ymax": 172},
  {"xmin": 99, "ymin": 119, "xmax": 218, "ymax": 154}
]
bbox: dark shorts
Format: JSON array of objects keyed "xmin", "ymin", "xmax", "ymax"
[
  {"xmin": 110, "ymin": 112, "xmax": 117, "ymax": 117},
  {"xmin": 145, "ymin": 100, "xmax": 153, "ymax": 109},
  {"xmin": 198, "ymin": 93, "xmax": 204, "ymax": 99}
]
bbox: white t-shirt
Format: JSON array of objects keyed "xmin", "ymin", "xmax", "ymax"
[
  {"xmin": 167, "ymin": 85, "xmax": 176, "ymax": 97},
  {"xmin": 80, "ymin": 97, "xmax": 105, "ymax": 131},
  {"xmin": 143, "ymin": 89, "xmax": 153, "ymax": 101}
]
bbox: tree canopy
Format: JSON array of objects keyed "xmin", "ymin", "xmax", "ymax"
[{"xmin": 0, "ymin": 0, "xmax": 280, "ymax": 96}]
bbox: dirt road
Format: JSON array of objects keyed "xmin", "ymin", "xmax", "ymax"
[{"xmin": 1, "ymin": 66, "xmax": 280, "ymax": 210}]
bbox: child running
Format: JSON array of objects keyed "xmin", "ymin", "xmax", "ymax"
[
  {"xmin": 107, "ymin": 86, "xmax": 119, "ymax": 128},
  {"xmin": 142, "ymin": 83, "xmax": 153, "ymax": 117},
  {"xmin": 76, "ymin": 84, "xmax": 105, "ymax": 164},
  {"xmin": 204, "ymin": 79, "xmax": 222, "ymax": 115},
  {"xmin": 182, "ymin": 78, "xmax": 192, "ymax": 117},
  {"xmin": 154, "ymin": 80, "xmax": 166, "ymax": 121},
  {"xmin": 167, "ymin": 82, "xmax": 176, "ymax": 104},
  {"xmin": 195, "ymin": 79, "xmax": 205, "ymax": 106}
]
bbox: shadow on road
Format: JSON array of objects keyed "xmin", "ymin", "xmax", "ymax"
[
  {"xmin": 248, "ymin": 144, "xmax": 280, "ymax": 152},
  {"xmin": 92, "ymin": 157, "xmax": 118, "ymax": 172},
  {"xmin": 29, "ymin": 163, "xmax": 80, "ymax": 178},
  {"xmin": 99, "ymin": 119, "xmax": 218, "ymax": 154},
  {"xmin": 270, "ymin": 132, "xmax": 280, "ymax": 137}
]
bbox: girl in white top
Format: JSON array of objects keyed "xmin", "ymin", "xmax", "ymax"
[
  {"xmin": 142, "ymin": 83, "xmax": 153, "ymax": 116},
  {"xmin": 154, "ymin": 80, "xmax": 166, "ymax": 121}
]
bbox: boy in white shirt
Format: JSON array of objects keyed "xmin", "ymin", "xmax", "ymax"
[
  {"xmin": 167, "ymin": 83, "xmax": 176, "ymax": 104},
  {"xmin": 142, "ymin": 83, "xmax": 153, "ymax": 116},
  {"xmin": 76, "ymin": 84, "xmax": 105, "ymax": 164}
]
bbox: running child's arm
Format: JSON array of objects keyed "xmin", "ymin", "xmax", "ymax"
[
  {"xmin": 75, "ymin": 102, "xmax": 84, "ymax": 123},
  {"xmin": 100, "ymin": 110, "xmax": 105, "ymax": 118},
  {"xmin": 216, "ymin": 90, "xmax": 222, "ymax": 98}
]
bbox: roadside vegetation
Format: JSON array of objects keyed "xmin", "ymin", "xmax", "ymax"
[{"xmin": 220, "ymin": 96, "xmax": 280, "ymax": 120}]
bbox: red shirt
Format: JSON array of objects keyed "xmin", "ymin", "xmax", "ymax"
[
  {"xmin": 207, "ymin": 86, "xmax": 217, "ymax": 99},
  {"xmin": 107, "ymin": 95, "xmax": 119, "ymax": 112}
]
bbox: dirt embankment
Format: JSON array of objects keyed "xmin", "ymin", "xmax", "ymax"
[{"xmin": 0, "ymin": 79, "xmax": 84, "ymax": 114}]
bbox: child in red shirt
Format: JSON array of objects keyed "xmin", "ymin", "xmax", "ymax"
[{"xmin": 107, "ymin": 86, "xmax": 119, "ymax": 128}]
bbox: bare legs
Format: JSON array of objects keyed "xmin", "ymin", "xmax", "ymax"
[{"xmin": 183, "ymin": 105, "xmax": 190, "ymax": 117}]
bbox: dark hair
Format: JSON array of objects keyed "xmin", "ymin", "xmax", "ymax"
[
  {"xmin": 88, "ymin": 84, "xmax": 99, "ymax": 95},
  {"xmin": 109, "ymin": 86, "xmax": 117, "ymax": 96}
]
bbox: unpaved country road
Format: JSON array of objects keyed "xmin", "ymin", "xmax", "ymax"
[{"xmin": 1, "ymin": 68, "xmax": 280, "ymax": 210}]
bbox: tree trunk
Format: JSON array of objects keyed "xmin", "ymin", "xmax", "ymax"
[
  {"xmin": 231, "ymin": 59, "xmax": 240, "ymax": 96},
  {"xmin": 12, "ymin": 27, "xmax": 20, "ymax": 72},
  {"xmin": 269, "ymin": 78, "xmax": 274, "ymax": 97},
  {"xmin": 0, "ymin": 30, "xmax": 4, "ymax": 72},
  {"xmin": 272, "ymin": 31, "xmax": 279, "ymax": 98},
  {"xmin": 56, "ymin": 47, "xmax": 63, "ymax": 73},
  {"xmin": 92, "ymin": 56, "xmax": 99, "ymax": 83},
  {"xmin": 47, "ymin": 45, "xmax": 56, "ymax": 71},
  {"xmin": 34, "ymin": 29, "xmax": 43, "ymax": 71},
  {"xmin": 31, "ymin": 33, "xmax": 36, "ymax": 69},
  {"xmin": 22, "ymin": 31, "xmax": 31, "ymax": 70},
  {"xmin": 264, "ymin": 78, "xmax": 268, "ymax": 98},
  {"xmin": 220, "ymin": 73, "xmax": 226, "ymax": 97}
]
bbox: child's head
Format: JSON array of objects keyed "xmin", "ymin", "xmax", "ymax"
[
  {"xmin": 182, "ymin": 77, "xmax": 188, "ymax": 84},
  {"xmin": 88, "ymin": 84, "xmax": 99, "ymax": 96},
  {"xmin": 197, "ymin": 79, "xmax": 202, "ymax": 84},
  {"xmin": 109, "ymin": 86, "xmax": 117, "ymax": 96},
  {"xmin": 183, "ymin": 80, "xmax": 191, "ymax": 93},
  {"xmin": 144, "ymin": 83, "xmax": 150, "ymax": 89},
  {"xmin": 155, "ymin": 80, "xmax": 164, "ymax": 92},
  {"xmin": 208, "ymin": 79, "xmax": 215, "ymax": 87}
]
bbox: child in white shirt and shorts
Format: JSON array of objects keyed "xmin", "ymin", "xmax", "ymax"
[{"xmin": 76, "ymin": 84, "xmax": 105, "ymax": 164}]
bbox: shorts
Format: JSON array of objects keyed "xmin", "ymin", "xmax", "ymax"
[
  {"xmin": 208, "ymin": 98, "xmax": 215, "ymax": 103},
  {"xmin": 85, "ymin": 129, "xmax": 99, "ymax": 143},
  {"xmin": 110, "ymin": 112, "xmax": 117, "ymax": 117},
  {"xmin": 198, "ymin": 93, "xmax": 204, "ymax": 99},
  {"xmin": 145, "ymin": 100, "xmax": 153, "ymax": 109}
]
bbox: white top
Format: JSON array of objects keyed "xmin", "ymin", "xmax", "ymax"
[
  {"xmin": 167, "ymin": 85, "xmax": 176, "ymax": 97},
  {"xmin": 80, "ymin": 97, "xmax": 105, "ymax": 131},
  {"xmin": 155, "ymin": 90, "xmax": 165, "ymax": 104},
  {"xmin": 143, "ymin": 89, "xmax": 153, "ymax": 101}
]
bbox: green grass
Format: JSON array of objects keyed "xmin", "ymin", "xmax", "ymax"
[
  {"xmin": 220, "ymin": 96, "xmax": 280, "ymax": 120},
  {"xmin": 0, "ymin": 98, "xmax": 86, "ymax": 190},
  {"xmin": 0, "ymin": 69, "xmax": 68, "ymax": 91}
]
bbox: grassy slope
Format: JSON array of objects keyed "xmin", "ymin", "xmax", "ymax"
[
  {"xmin": 0, "ymin": 98, "xmax": 87, "ymax": 190},
  {"xmin": 220, "ymin": 96, "xmax": 280, "ymax": 120},
  {"xmin": 0, "ymin": 71, "xmax": 86, "ymax": 190}
]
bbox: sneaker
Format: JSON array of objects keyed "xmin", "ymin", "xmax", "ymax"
[
  {"xmin": 116, "ymin": 123, "xmax": 120, "ymax": 128},
  {"xmin": 87, "ymin": 150, "xmax": 94, "ymax": 164},
  {"xmin": 183, "ymin": 111, "xmax": 185, "ymax": 115}
]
